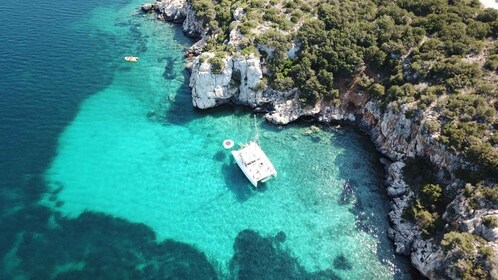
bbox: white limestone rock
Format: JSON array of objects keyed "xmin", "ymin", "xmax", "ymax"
[
  {"xmin": 182, "ymin": 2, "xmax": 205, "ymax": 37},
  {"xmin": 233, "ymin": 7, "xmax": 244, "ymax": 20},
  {"xmin": 158, "ymin": 0, "xmax": 186, "ymax": 22},
  {"xmin": 410, "ymin": 239, "xmax": 443, "ymax": 279},
  {"xmin": 232, "ymin": 55, "xmax": 264, "ymax": 106},
  {"xmin": 386, "ymin": 161, "xmax": 408, "ymax": 197},
  {"xmin": 265, "ymin": 97, "xmax": 301, "ymax": 125},
  {"xmin": 189, "ymin": 54, "xmax": 234, "ymax": 109},
  {"xmin": 189, "ymin": 53, "xmax": 264, "ymax": 109}
]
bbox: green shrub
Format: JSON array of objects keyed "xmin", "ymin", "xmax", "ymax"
[
  {"xmin": 441, "ymin": 231, "xmax": 477, "ymax": 253},
  {"xmin": 272, "ymin": 73, "xmax": 294, "ymax": 90},
  {"xmin": 208, "ymin": 56, "xmax": 226, "ymax": 74},
  {"xmin": 253, "ymin": 78, "xmax": 267, "ymax": 91},
  {"xmin": 482, "ymin": 216, "xmax": 498, "ymax": 228},
  {"xmin": 239, "ymin": 21, "xmax": 257, "ymax": 35},
  {"xmin": 467, "ymin": 20, "xmax": 491, "ymax": 40},
  {"xmin": 420, "ymin": 183, "xmax": 442, "ymax": 206},
  {"xmin": 484, "ymin": 54, "xmax": 498, "ymax": 71},
  {"xmin": 440, "ymin": 231, "xmax": 492, "ymax": 279},
  {"xmin": 424, "ymin": 119, "xmax": 441, "ymax": 134},
  {"xmin": 430, "ymin": 59, "xmax": 482, "ymax": 92},
  {"xmin": 368, "ymin": 83, "xmax": 385, "ymax": 99},
  {"xmin": 240, "ymin": 45, "xmax": 259, "ymax": 56},
  {"xmin": 414, "ymin": 207, "xmax": 439, "ymax": 237},
  {"xmin": 477, "ymin": 8, "xmax": 498, "ymax": 22}
]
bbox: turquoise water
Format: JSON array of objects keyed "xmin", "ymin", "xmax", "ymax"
[{"xmin": 0, "ymin": 0, "xmax": 413, "ymax": 278}]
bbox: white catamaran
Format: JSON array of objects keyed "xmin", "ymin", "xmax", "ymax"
[{"xmin": 231, "ymin": 116, "xmax": 277, "ymax": 187}]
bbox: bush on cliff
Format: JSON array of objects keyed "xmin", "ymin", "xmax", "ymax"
[
  {"xmin": 208, "ymin": 55, "xmax": 226, "ymax": 74},
  {"xmin": 440, "ymin": 231, "xmax": 493, "ymax": 280}
]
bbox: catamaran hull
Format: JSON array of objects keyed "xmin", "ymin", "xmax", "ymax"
[
  {"xmin": 232, "ymin": 150, "xmax": 259, "ymax": 187},
  {"xmin": 231, "ymin": 141, "xmax": 277, "ymax": 188}
]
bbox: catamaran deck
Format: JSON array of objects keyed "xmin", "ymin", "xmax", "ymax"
[{"xmin": 231, "ymin": 141, "xmax": 277, "ymax": 187}]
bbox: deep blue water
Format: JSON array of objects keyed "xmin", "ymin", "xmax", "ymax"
[
  {"xmin": 0, "ymin": 0, "xmax": 115, "ymax": 191},
  {"xmin": 0, "ymin": 0, "xmax": 416, "ymax": 278}
]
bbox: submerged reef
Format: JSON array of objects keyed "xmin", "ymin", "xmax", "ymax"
[
  {"xmin": 229, "ymin": 229, "xmax": 340, "ymax": 280},
  {"xmin": 0, "ymin": 206, "xmax": 358, "ymax": 279},
  {"xmin": 1, "ymin": 207, "xmax": 217, "ymax": 280}
]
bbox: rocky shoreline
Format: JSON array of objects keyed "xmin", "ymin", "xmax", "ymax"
[{"xmin": 141, "ymin": 1, "xmax": 498, "ymax": 278}]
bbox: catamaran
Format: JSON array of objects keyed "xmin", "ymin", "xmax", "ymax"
[{"xmin": 231, "ymin": 116, "xmax": 277, "ymax": 187}]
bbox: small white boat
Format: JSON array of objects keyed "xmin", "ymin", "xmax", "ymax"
[
  {"xmin": 231, "ymin": 116, "xmax": 277, "ymax": 187},
  {"xmin": 124, "ymin": 56, "xmax": 139, "ymax": 62}
]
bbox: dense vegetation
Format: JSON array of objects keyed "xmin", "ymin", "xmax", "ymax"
[
  {"xmin": 185, "ymin": 0, "xmax": 498, "ymax": 276},
  {"xmin": 187, "ymin": 0, "xmax": 497, "ymax": 185}
]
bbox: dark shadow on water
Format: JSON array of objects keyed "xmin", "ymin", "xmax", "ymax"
[
  {"xmin": 1, "ymin": 203, "xmax": 352, "ymax": 280},
  {"xmin": 0, "ymin": 207, "xmax": 218, "ymax": 280},
  {"xmin": 221, "ymin": 154, "xmax": 270, "ymax": 202},
  {"xmin": 333, "ymin": 254, "xmax": 353, "ymax": 270},
  {"xmin": 213, "ymin": 151, "xmax": 226, "ymax": 161},
  {"xmin": 159, "ymin": 70, "xmax": 202, "ymax": 126},
  {"xmin": 229, "ymin": 229, "xmax": 341, "ymax": 280},
  {"xmin": 163, "ymin": 57, "xmax": 176, "ymax": 80},
  {"xmin": 222, "ymin": 161, "xmax": 254, "ymax": 203}
]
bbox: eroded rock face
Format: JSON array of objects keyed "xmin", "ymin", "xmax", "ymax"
[
  {"xmin": 153, "ymin": 0, "xmax": 203, "ymax": 37},
  {"xmin": 141, "ymin": 3, "xmax": 157, "ymax": 12},
  {"xmin": 189, "ymin": 54, "xmax": 264, "ymax": 109},
  {"xmin": 158, "ymin": 0, "xmax": 186, "ymax": 22},
  {"xmin": 182, "ymin": 2, "xmax": 204, "ymax": 38},
  {"xmin": 232, "ymin": 55, "xmax": 264, "ymax": 106}
]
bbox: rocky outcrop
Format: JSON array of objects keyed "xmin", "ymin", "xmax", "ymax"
[
  {"xmin": 141, "ymin": 3, "xmax": 158, "ymax": 13},
  {"xmin": 188, "ymin": 53, "xmax": 264, "ymax": 108},
  {"xmin": 158, "ymin": 0, "xmax": 186, "ymax": 22},
  {"xmin": 143, "ymin": 0, "xmax": 203, "ymax": 36},
  {"xmin": 182, "ymin": 2, "xmax": 204, "ymax": 38}
]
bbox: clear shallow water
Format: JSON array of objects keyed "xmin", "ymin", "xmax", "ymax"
[{"xmin": 0, "ymin": 0, "xmax": 413, "ymax": 278}]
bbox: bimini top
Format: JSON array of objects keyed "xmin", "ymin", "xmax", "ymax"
[{"xmin": 231, "ymin": 141, "xmax": 277, "ymax": 187}]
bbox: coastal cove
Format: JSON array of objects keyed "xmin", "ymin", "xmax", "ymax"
[
  {"xmin": 0, "ymin": 0, "xmax": 418, "ymax": 279},
  {"xmin": 148, "ymin": 0, "xmax": 498, "ymax": 278}
]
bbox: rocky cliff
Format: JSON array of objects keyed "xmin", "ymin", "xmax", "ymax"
[
  {"xmin": 188, "ymin": 53, "xmax": 265, "ymax": 108},
  {"xmin": 143, "ymin": 0, "xmax": 498, "ymax": 278}
]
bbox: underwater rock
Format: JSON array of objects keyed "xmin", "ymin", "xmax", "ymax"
[
  {"xmin": 333, "ymin": 254, "xmax": 353, "ymax": 270},
  {"xmin": 229, "ymin": 229, "xmax": 340, "ymax": 280},
  {"xmin": 3, "ymin": 210, "xmax": 217, "ymax": 280},
  {"xmin": 275, "ymin": 231, "xmax": 286, "ymax": 243},
  {"xmin": 163, "ymin": 57, "xmax": 176, "ymax": 80}
]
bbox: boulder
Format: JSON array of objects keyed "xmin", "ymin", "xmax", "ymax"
[
  {"xmin": 158, "ymin": 0, "xmax": 186, "ymax": 22},
  {"xmin": 141, "ymin": 3, "xmax": 157, "ymax": 12}
]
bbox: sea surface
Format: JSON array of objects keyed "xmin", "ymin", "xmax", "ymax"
[{"xmin": 0, "ymin": 0, "xmax": 414, "ymax": 278}]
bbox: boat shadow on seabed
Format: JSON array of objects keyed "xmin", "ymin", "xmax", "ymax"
[{"xmin": 221, "ymin": 158, "xmax": 268, "ymax": 203}]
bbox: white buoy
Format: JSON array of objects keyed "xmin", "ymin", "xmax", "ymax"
[{"xmin": 223, "ymin": 139, "xmax": 234, "ymax": 149}]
